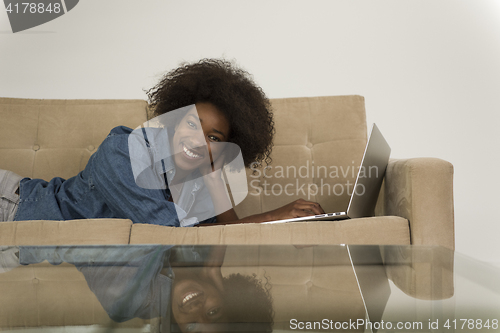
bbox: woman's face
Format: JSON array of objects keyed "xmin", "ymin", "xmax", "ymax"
[
  {"xmin": 171, "ymin": 102, "xmax": 230, "ymax": 173},
  {"xmin": 171, "ymin": 273, "xmax": 227, "ymax": 332}
]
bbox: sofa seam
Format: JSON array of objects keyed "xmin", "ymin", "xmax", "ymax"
[
  {"xmin": 30, "ymin": 104, "xmax": 42, "ymax": 177},
  {"xmin": 127, "ymin": 222, "xmax": 132, "ymax": 244}
]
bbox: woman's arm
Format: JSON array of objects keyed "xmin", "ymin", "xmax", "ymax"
[
  {"xmin": 198, "ymin": 198, "xmax": 325, "ymax": 226},
  {"xmin": 200, "ymin": 154, "xmax": 325, "ymax": 226}
]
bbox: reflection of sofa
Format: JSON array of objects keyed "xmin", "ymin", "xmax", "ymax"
[{"xmin": 0, "ymin": 96, "xmax": 454, "ymax": 329}]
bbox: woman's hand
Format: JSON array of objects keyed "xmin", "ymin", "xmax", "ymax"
[
  {"xmin": 200, "ymin": 149, "xmax": 233, "ymax": 217},
  {"xmin": 197, "ymin": 199, "xmax": 325, "ymax": 226},
  {"xmin": 199, "ymin": 147, "xmax": 225, "ymax": 183},
  {"xmin": 200, "ymin": 246, "xmax": 226, "ymax": 292},
  {"xmin": 265, "ymin": 198, "xmax": 325, "ymax": 222}
]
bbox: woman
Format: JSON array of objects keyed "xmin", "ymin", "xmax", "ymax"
[{"xmin": 0, "ymin": 59, "xmax": 324, "ymax": 226}]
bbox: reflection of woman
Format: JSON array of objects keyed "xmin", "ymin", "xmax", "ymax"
[
  {"xmin": 172, "ymin": 272, "xmax": 274, "ymax": 333},
  {"xmin": 0, "ymin": 59, "xmax": 324, "ymax": 226},
  {"xmin": 170, "ymin": 246, "xmax": 273, "ymax": 333},
  {"xmin": 17, "ymin": 245, "xmax": 274, "ymax": 332}
]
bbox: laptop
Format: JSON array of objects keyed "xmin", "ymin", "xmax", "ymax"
[{"xmin": 262, "ymin": 123, "xmax": 391, "ymax": 224}]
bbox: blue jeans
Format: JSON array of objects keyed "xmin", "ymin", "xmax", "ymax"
[{"xmin": 0, "ymin": 169, "xmax": 22, "ymax": 222}]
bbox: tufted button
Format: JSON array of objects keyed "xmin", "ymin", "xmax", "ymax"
[
  {"xmin": 32, "ymin": 144, "xmax": 40, "ymax": 151},
  {"xmin": 306, "ymin": 142, "xmax": 313, "ymax": 149},
  {"xmin": 32, "ymin": 278, "xmax": 39, "ymax": 285},
  {"xmin": 88, "ymin": 145, "xmax": 95, "ymax": 151},
  {"xmin": 306, "ymin": 281, "xmax": 313, "ymax": 288}
]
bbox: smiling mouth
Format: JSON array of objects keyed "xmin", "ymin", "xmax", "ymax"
[
  {"xmin": 181, "ymin": 291, "xmax": 203, "ymax": 306},
  {"xmin": 182, "ymin": 143, "xmax": 203, "ymax": 159}
]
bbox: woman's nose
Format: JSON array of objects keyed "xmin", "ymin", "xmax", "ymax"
[
  {"xmin": 187, "ymin": 130, "xmax": 207, "ymax": 148},
  {"xmin": 184, "ymin": 298, "xmax": 204, "ymax": 314}
]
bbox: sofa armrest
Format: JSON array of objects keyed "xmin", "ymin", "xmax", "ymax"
[{"xmin": 377, "ymin": 158, "xmax": 454, "ymax": 250}]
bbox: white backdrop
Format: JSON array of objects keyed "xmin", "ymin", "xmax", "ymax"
[{"xmin": 1, "ymin": 0, "xmax": 499, "ymax": 264}]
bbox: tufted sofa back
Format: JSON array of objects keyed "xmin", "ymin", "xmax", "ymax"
[
  {"xmin": 235, "ymin": 95, "xmax": 367, "ymax": 217},
  {"xmin": 0, "ymin": 98, "xmax": 148, "ymax": 180}
]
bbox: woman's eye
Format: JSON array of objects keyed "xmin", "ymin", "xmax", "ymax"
[
  {"xmin": 187, "ymin": 120, "xmax": 196, "ymax": 129},
  {"xmin": 207, "ymin": 307, "xmax": 220, "ymax": 316},
  {"xmin": 208, "ymin": 135, "xmax": 220, "ymax": 142}
]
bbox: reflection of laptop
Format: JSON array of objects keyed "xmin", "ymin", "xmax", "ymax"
[
  {"xmin": 262, "ymin": 123, "xmax": 391, "ymax": 224},
  {"xmin": 348, "ymin": 245, "xmax": 391, "ymax": 333}
]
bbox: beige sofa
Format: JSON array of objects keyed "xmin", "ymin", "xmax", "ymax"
[
  {"xmin": 0, "ymin": 95, "xmax": 454, "ymax": 248},
  {"xmin": 0, "ymin": 96, "xmax": 455, "ymax": 330}
]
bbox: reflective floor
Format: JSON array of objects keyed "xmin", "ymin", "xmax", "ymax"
[{"xmin": 0, "ymin": 245, "xmax": 498, "ymax": 332}]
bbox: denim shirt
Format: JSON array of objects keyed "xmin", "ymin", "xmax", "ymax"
[{"xmin": 15, "ymin": 126, "xmax": 216, "ymax": 227}]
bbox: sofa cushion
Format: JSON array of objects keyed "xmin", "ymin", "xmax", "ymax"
[
  {"xmin": 0, "ymin": 219, "xmax": 132, "ymax": 245},
  {"xmin": 129, "ymin": 216, "xmax": 410, "ymax": 245}
]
